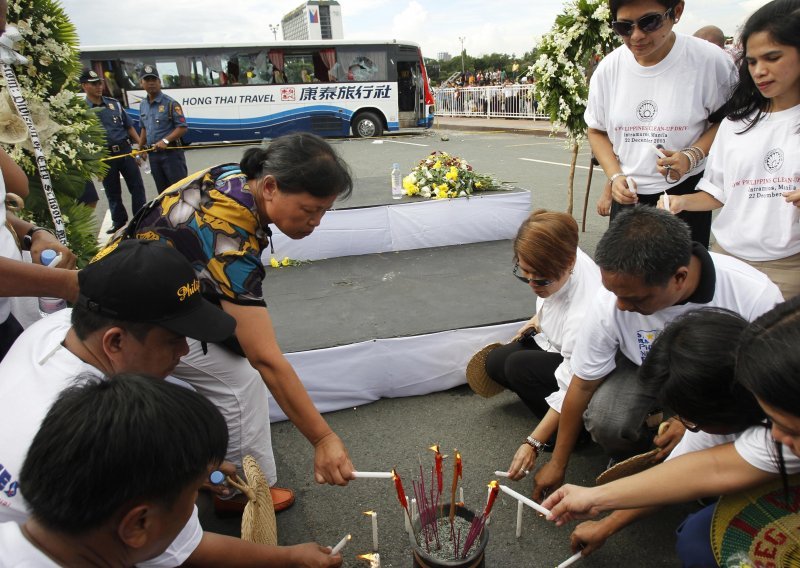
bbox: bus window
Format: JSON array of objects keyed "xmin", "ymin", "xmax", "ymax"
[
  {"xmin": 283, "ymin": 51, "xmax": 314, "ymax": 84},
  {"xmin": 335, "ymin": 48, "xmax": 387, "ymax": 82}
]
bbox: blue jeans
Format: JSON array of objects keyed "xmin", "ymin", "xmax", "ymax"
[
  {"xmin": 103, "ymin": 154, "xmax": 146, "ymax": 227},
  {"xmin": 149, "ymin": 149, "xmax": 187, "ymax": 193},
  {"xmin": 676, "ymin": 504, "xmax": 718, "ymax": 568}
]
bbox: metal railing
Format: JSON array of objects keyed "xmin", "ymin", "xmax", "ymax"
[{"xmin": 433, "ymin": 85, "xmax": 549, "ymax": 120}]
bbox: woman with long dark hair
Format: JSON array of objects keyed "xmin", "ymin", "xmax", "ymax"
[{"xmin": 664, "ymin": 0, "xmax": 800, "ymax": 298}]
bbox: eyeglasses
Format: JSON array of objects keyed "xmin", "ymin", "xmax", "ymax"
[
  {"xmin": 677, "ymin": 416, "xmax": 700, "ymax": 433},
  {"xmin": 513, "ymin": 263, "xmax": 554, "ymax": 287},
  {"xmin": 611, "ymin": 8, "xmax": 673, "ymax": 37}
]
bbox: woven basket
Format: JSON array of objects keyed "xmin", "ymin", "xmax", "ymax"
[
  {"xmin": 465, "ymin": 343, "xmax": 505, "ymax": 398},
  {"xmin": 226, "ymin": 455, "xmax": 277, "ymax": 545}
]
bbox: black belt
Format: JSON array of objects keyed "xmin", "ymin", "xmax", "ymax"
[{"xmin": 108, "ymin": 141, "xmax": 131, "ymax": 154}]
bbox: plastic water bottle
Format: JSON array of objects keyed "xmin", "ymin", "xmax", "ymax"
[
  {"xmin": 139, "ymin": 156, "xmax": 151, "ymax": 175},
  {"xmin": 391, "ymin": 163, "xmax": 403, "ymax": 200},
  {"xmin": 38, "ymin": 249, "xmax": 67, "ymax": 317}
]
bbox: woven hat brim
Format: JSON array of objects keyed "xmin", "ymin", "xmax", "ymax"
[
  {"xmin": 466, "ymin": 343, "xmax": 505, "ymax": 398},
  {"xmin": 596, "ymin": 448, "xmax": 660, "ymax": 485},
  {"xmin": 240, "ymin": 455, "xmax": 278, "ymax": 546}
]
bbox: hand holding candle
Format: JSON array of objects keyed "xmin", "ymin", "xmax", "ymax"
[
  {"xmin": 556, "ymin": 550, "xmax": 584, "ymax": 568},
  {"xmin": 329, "ymin": 533, "xmax": 351, "ymax": 556}
]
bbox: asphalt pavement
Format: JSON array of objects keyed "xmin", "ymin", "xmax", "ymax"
[{"xmin": 91, "ymin": 124, "xmax": 696, "ymax": 566}]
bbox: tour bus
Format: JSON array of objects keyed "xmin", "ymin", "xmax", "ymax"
[{"xmin": 80, "ymin": 40, "xmax": 435, "ymax": 143}]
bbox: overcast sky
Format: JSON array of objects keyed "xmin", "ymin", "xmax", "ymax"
[{"xmin": 59, "ymin": 0, "xmax": 769, "ymax": 59}]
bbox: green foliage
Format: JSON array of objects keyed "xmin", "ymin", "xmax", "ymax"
[{"xmin": 3, "ymin": 0, "xmax": 109, "ymax": 264}]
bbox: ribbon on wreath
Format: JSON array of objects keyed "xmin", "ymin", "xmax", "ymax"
[{"xmin": 0, "ymin": 25, "xmax": 67, "ymax": 245}]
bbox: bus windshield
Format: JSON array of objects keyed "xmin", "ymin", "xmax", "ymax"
[{"xmin": 81, "ymin": 40, "xmax": 435, "ymax": 142}]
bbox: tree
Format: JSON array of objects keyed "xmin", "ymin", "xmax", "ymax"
[
  {"xmin": 1, "ymin": 0, "xmax": 108, "ymax": 265},
  {"xmin": 531, "ymin": 0, "xmax": 620, "ymax": 214}
]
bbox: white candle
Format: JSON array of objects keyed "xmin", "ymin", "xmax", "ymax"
[
  {"xmin": 404, "ymin": 497, "xmax": 412, "ymax": 533},
  {"xmin": 493, "ymin": 470, "xmax": 510, "ymax": 477},
  {"xmin": 411, "ymin": 498, "xmax": 418, "ymax": 521},
  {"xmin": 370, "ymin": 512, "xmax": 379, "ymax": 551},
  {"xmin": 515, "ymin": 500, "xmax": 524, "ymax": 538},
  {"xmin": 329, "ymin": 533, "xmax": 351, "ymax": 556},
  {"xmin": 352, "ymin": 471, "xmax": 393, "ymax": 479},
  {"xmin": 499, "ymin": 484, "xmax": 551, "ymax": 517},
  {"xmin": 556, "ymin": 551, "xmax": 583, "ymax": 568},
  {"xmin": 458, "ymin": 486, "xmax": 464, "ymax": 504}
]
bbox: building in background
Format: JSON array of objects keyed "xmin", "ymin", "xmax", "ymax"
[
  {"xmin": 437, "ymin": 52, "xmax": 452, "ymax": 62},
  {"xmin": 282, "ymin": 0, "xmax": 344, "ymax": 41}
]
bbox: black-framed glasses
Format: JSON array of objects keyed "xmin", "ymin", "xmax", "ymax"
[
  {"xmin": 513, "ymin": 263, "xmax": 554, "ymax": 287},
  {"xmin": 677, "ymin": 416, "xmax": 701, "ymax": 433},
  {"xmin": 611, "ymin": 8, "xmax": 673, "ymax": 37}
]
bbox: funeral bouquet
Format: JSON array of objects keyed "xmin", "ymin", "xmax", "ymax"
[{"xmin": 402, "ymin": 151, "xmax": 506, "ymax": 200}]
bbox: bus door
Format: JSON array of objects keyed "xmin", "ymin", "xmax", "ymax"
[{"xmin": 396, "ymin": 59, "xmax": 423, "ymax": 128}]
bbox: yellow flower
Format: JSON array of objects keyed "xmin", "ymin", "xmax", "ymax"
[
  {"xmin": 281, "ymin": 257, "xmax": 291, "ymax": 266},
  {"xmin": 269, "ymin": 257, "xmax": 280, "ymax": 268},
  {"xmin": 475, "ymin": 181, "xmax": 483, "ymax": 188},
  {"xmin": 434, "ymin": 185, "xmax": 450, "ymax": 199},
  {"xmin": 445, "ymin": 166, "xmax": 459, "ymax": 181},
  {"xmin": 403, "ymin": 176, "xmax": 419, "ymax": 195},
  {"xmin": 432, "ymin": 160, "xmax": 442, "ymax": 170}
]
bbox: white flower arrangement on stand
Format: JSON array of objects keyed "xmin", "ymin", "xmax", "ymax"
[{"xmin": 531, "ymin": 0, "xmax": 620, "ymax": 214}]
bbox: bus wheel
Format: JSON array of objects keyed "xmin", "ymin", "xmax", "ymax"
[{"xmin": 352, "ymin": 112, "xmax": 383, "ymax": 138}]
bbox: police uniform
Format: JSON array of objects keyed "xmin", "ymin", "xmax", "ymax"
[
  {"xmin": 138, "ymin": 65, "xmax": 188, "ymax": 192},
  {"xmin": 80, "ymin": 69, "xmax": 146, "ymax": 230}
]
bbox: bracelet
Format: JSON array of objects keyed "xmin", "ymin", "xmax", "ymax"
[
  {"xmin": 608, "ymin": 172, "xmax": 626, "ymax": 184},
  {"xmin": 524, "ymin": 436, "xmax": 545, "ymax": 456},
  {"xmin": 679, "ymin": 150, "xmax": 697, "ymax": 173}
]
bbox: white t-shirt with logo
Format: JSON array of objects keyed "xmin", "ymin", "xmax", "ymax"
[
  {"xmin": 0, "ymin": 310, "xmax": 202, "ymax": 567},
  {"xmin": 585, "ymin": 33, "xmax": 736, "ymax": 195},
  {"xmin": 536, "ymin": 248, "xmax": 602, "ymax": 413},
  {"xmin": 571, "ymin": 252, "xmax": 783, "ymax": 380},
  {"xmin": 0, "ymin": 169, "xmax": 22, "ymax": 324},
  {"xmin": 0, "ymin": 522, "xmax": 60, "ymax": 567},
  {"xmin": 697, "ymin": 104, "xmax": 800, "ymax": 261}
]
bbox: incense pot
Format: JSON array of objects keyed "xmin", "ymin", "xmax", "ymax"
[{"xmin": 409, "ymin": 503, "xmax": 489, "ymax": 568}]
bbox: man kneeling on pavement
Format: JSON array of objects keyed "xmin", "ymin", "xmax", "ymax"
[{"xmin": 532, "ymin": 207, "xmax": 784, "ymax": 502}]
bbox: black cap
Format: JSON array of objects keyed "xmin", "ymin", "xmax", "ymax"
[
  {"xmin": 79, "ymin": 69, "xmax": 101, "ymax": 83},
  {"xmin": 77, "ymin": 240, "xmax": 236, "ymax": 343},
  {"xmin": 141, "ymin": 65, "xmax": 159, "ymax": 80}
]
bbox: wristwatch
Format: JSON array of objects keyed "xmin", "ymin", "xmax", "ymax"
[
  {"xmin": 524, "ymin": 436, "xmax": 546, "ymax": 456},
  {"xmin": 161, "ymin": 138, "xmax": 170, "ymax": 146},
  {"xmin": 21, "ymin": 226, "xmax": 52, "ymax": 251}
]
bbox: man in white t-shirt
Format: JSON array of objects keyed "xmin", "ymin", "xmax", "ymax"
[
  {"xmin": 0, "ymin": 239, "xmax": 343, "ymax": 567},
  {"xmin": 0, "ymin": 374, "xmax": 228, "ymax": 566},
  {"xmin": 532, "ymin": 207, "xmax": 783, "ymax": 501}
]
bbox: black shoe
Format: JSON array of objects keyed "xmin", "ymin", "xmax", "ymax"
[{"xmin": 106, "ymin": 224, "xmax": 125, "ymax": 234}]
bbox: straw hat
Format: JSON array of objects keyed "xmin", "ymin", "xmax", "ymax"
[
  {"xmin": 465, "ymin": 342, "xmax": 505, "ymax": 398},
  {"xmin": 596, "ymin": 422, "xmax": 669, "ymax": 485},
  {"xmin": 712, "ymin": 474, "xmax": 800, "ymax": 567},
  {"xmin": 226, "ymin": 455, "xmax": 278, "ymax": 545}
]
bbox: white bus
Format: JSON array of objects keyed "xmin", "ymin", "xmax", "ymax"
[{"xmin": 80, "ymin": 40, "xmax": 435, "ymax": 142}]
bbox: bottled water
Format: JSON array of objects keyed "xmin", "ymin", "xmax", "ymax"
[
  {"xmin": 38, "ymin": 249, "xmax": 67, "ymax": 317},
  {"xmin": 391, "ymin": 163, "xmax": 403, "ymax": 200}
]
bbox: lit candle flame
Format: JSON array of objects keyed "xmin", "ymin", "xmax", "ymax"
[
  {"xmin": 357, "ymin": 552, "xmax": 381, "ymax": 567},
  {"xmin": 430, "ymin": 444, "xmax": 443, "ymax": 493},
  {"xmin": 484, "ymin": 480, "xmax": 499, "ymax": 516},
  {"xmin": 363, "ymin": 510, "xmax": 375, "ymax": 516}
]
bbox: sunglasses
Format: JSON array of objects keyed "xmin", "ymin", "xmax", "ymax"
[
  {"xmin": 513, "ymin": 263, "xmax": 554, "ymax": 287},
  {"xmin": 611, "ymin": 8, "xmax": 673, "ymax": 37}
]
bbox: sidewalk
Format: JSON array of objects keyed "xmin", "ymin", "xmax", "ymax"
[{"xmin": 432, "ymin": 115, "xmax": 566, "ymax": 137}]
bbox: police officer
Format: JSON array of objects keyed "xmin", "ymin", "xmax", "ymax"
[
  {"xmin": 138, "ymin": 65, "xmax": 188, "ymax": 193},
  {"xmin": 80, "ymin": 69, "xmax": 146, "ymax": 233}
]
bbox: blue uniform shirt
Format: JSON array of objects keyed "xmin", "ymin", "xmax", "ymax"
[
  {"xmin": 86, "ymin": 96, "xmax": 132, "ymax": 145},
  {"xmin": 139, "ymin": 92, "xmax": 187, "ymax": 145}
]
